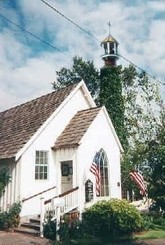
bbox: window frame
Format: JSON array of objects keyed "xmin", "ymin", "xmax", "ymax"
[
  {"xmin": 94, "ymin": 148, "xmax": 109, "ymax": 197},
  {"xmin": 35, "ymin": 150, "xmax": 49, "ymax": 180}
]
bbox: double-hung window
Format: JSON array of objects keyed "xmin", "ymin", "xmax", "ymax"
[{"xmin": 35, "ymin": 151, "xmax": 48, "ymax": 180}]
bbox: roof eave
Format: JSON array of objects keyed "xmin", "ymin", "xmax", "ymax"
[
  {"xmin": 80, "ymin": 80, "xmax": 96, "ymax": 108},
  {"xmin": 102, "ymin": 106, "xmax": 124, "ymax": 153},
  {"xmin": 52, "ymin": 143, "xmax": 79, "ymax": 151},
  {"xmin": 0, "ymin": 155, "xmax": 15, "ymax": 161}
]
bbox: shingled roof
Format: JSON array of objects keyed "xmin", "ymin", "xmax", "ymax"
[
  {"xmin": 53, "ymin": 107, "xmax": 101, "ymax": 150},
  {"xmin": 0, "ymin": 83, "xmax": 77, "ymax": 160}
]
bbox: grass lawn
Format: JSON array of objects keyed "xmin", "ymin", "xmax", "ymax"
[
  {"xmin": 52, "ymin": 224, "xmax": 165, "ymax": 245},
  {"xmin": 135, "ymin": 224, "xmax": 165, "ymax": 240}
]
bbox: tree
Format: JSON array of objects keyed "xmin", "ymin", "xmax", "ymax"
[
  {"xmin": 122, "ymin": 66, "xmax": 160, "ymax": 145},
  {"xmin": 53, "ymin": 56, "xmax": 100, "ymax": 98},
  {"xmin": 147, "ymin": 108, "xmax": 165, "ymax": 211},
  {"xmin": 121, "ymin": 66, "xmax": 161, "ymax": 197}
]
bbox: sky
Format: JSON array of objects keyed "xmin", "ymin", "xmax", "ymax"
[{"xmin": 0, "ymin": 0, "xmax": 165, "ymax": 112}]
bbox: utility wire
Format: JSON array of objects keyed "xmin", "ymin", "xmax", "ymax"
[
  {"xmin": 39, "ymin": 0, "xmax": 165, "ymax": 86},
  {"xmin": 0, "ymin": 6, "xmax": 164, "ymax": 87},
  {"xmin": 39, "ymin": 0, "xmax": 100, "ymax": 43},
  {"xmin": 118, "ymin": 54, "xmax": 165, "ymax": 86},
  {"xmin": 0, "ymin": 13, "xmax": 68, "ymax": 56}
]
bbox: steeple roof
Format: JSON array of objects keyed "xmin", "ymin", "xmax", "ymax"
[{"xmin": 101, "ymin": 34, "xmax": 119, "ymax": 44}]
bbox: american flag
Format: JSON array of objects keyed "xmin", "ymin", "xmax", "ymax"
[
  {"xmin": 129, "ymin": 170, "xmax": 146, "ymax": 196},
  {"xmin": 90, "ymin": 152, "xmax": 100, "ymax": 196}
]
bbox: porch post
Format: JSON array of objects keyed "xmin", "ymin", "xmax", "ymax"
[
  {"xmin": 40, "ymin": 197, "xmax": 44, "ymax": 237},
  {"xmin": 56, "ymin": 205, "xmax": 61, "ymax": 241}
]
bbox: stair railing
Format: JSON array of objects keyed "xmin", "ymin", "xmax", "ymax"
[
  {"xmin": 22, "ymin": 185, "xmax": 56, "ymax": 203},
  {"xmin": 21, "ymin": 185, "xmax": 56, "ymax": 238},
  {"xmin": 57, "ymin": 186, "xmax": 79, "ymax": 214},
  {"xmin": 40, "ymin": 186, "xmax": 79, "ymax": 238}
]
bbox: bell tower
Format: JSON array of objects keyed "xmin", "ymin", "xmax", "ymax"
[{"xmin": 101, "ymin": 22, "xmax": 119, "ymax": 67}]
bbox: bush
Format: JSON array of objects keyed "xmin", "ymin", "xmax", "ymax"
[
  {"xmin": 0, "ymin": 168, "xmax": 11, "ymax": 198},
  {"xmin": 0, "ymin": 202, "xmax": 21, "ymax": 230},
  {"xmin": 82, "ymin": 199, "xmax": 143, "ymax": 239},
  {"xmin": 141, "ymin": 211, "xmax": 165, "ymax": 231},
  {"xmin": 58, "ymin": 215, "xmax": 82, "ymax": 241},
  {"xmin": 43, "ymin": 215, "xmax": 56, "ymax": 241},
  {"xmin": 141, "ymin": 212, "xmax": 155, "ymax": 230}
]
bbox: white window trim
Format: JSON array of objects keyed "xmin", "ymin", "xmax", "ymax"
[{"xmin": 35, "ymin": 150, "xmax": 49, "ymax": 180}]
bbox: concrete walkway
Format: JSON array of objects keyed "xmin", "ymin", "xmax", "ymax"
[{"xmin": 0, "ymin": 231, "xmax": 52, "ymax": 245}]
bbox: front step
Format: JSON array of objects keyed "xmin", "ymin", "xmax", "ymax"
[
  {"xmin": 14, "ymin": 217, "xmax": 40, "ymax": 237},
  {"xmin": 14, "ymin": 227, "xmax": 40, "ymax": 236},
  {"xmin": 21, "ymin": 222, "xmax": 40, "ymax": 231}
]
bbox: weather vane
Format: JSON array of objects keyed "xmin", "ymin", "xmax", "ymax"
[{"xmin": 108, "ymin": 21, "xmax": 111, "ymax": 36}]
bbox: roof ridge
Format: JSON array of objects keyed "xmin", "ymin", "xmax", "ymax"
[{"xmin": 0, "ymin": 83, "xmax": 78, "ymax": 114}]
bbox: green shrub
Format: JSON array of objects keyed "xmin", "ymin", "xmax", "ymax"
[
  {"xmin": 141, "ymin": 211, "xmax": 165, "ymax": 231},
  {"xmin": 58, "ymin": 215, "xmax": 82, "ymax": 241},
  {"xmin": 58, "ymin": 219, "xmax": 70, "ymax": 241},
  {"xmin": 43, "ymin": 215, "xmax": 56, "ymax": 241},
  {"xmin": 0, "ymin": 168, "xmax": 11, "ymax": 198},
  {"xmin": 0, "ymin": 202, "xmax": 21, "ymax": 230},
  {"xmin": 82, "ymin": 199, "xmax": 143, "ymax": 239},
  {"xmin": 154, "ymin": 216, "xmax": 165, "ymax": 227},
  {"xmin": 149, "ymin": 211, "xmax": 165, "ymax": 227},
  {"xmin": 141, "ymin": 212, "xmax": 155, "ymax": 230},
  {"xmin": 0, "ymin": 212, "xmax": 6, "ymax": 229}
]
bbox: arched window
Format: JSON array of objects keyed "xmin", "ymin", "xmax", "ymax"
[{"xmin": 92, "ymin": 149, "xmax": 109, "ymax": 197}]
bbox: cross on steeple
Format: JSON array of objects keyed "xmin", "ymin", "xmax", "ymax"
[
  {"xmin": 108, "ymin": 21, "xmax": 111, "ymax": 36},
  {"xmin": 101, "ymin": 21, "xmax": 119, "ymax": 67}
]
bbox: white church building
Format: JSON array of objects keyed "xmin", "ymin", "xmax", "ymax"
[{"xmin": 0, "ymin": 80, "xmax": 123, "ymax": 221}]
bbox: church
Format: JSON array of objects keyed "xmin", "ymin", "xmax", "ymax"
[{"xmin": 0, "ymin": 30, "xmax": 123, "ymax": 235}]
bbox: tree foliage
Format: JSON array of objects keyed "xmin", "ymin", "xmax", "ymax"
[
  {"xmin": 0, "ymin": 202, "xmax": 21, "ymax": 230},
  {"xmin": 122, "ymin": 65, "xmax": 160, "ymax": 145},
  {"xmin": 54, "ymin": 56, "xmax": 100, "ymax": 98},
  {"xmin": 0, "ymin": 168, "xmax": 10, "ymax": 198},
  {"xmin": 147, "ymin": 109, "xmax": 165, "ymax": 211}
]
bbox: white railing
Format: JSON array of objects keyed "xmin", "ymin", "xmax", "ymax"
[
  {"xmin": 60, "ymin": 186, "xmax": 79, "ymax": 214},
  {"xmin": 22, "ymin": 186, "xmax": 56, "ymax": 203},
  {"xmin": 41, "ymin": 186, "xmax": 79, "ymax": 238}
]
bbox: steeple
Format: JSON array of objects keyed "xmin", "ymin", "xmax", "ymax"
[{"xmin": 101, "ymin": 21, "xmax": 119, "ymax": 67}]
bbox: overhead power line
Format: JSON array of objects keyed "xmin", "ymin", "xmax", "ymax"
[
  {"xmin": 39, "ymin": 0, "xmax": 165, "ymax": 86},
  {"xmin": 0, "ymin": 13, "xmax": 68, "ymax": 56},
  {"xmin": 0, "ymin": 5, "xmax": 164, "ymax": 87},
  {"xmin": 118, "ymin": 54, "xmax": 165, "ymax": 86},
  {"xmin": 39, "ymin": 0, "xmax": 100, "ymax": 43}
]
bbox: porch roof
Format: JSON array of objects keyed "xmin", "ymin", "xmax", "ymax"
[
  {"xmin": 52, "ymin": 107, "xmax": 101, "ymax": 150},
  {"xmin": 0, "ymin": 84, "xmax": 77, "ymax": 160}
]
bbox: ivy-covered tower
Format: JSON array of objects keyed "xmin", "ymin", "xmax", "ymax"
[{"xmin": 100, "ymin": 23, "xmax": 127, "ymax": 148}]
